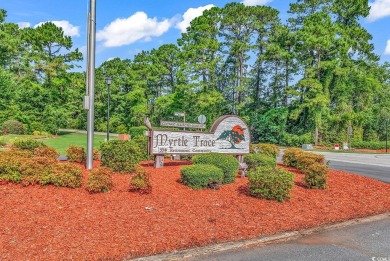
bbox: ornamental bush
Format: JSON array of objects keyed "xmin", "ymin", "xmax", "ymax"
[
  {"xmin": 282, "ymin": 148, "xmax": 304, "ymax": 167},
  {"xmin": 248, "ymin": 166, "xmax": 294, "ymax": 202},
  {"xmin": 100, "ymin": 137, "xmax": 148, "ymax": 172},
  {"xmin": 51, "ymin": 163, "xmax": 83, "ymax": 188},
  {"xmin": 13, "ymin": 139, "xmax": 46, "ymax": 151},
  {"xmin": 192, "ymin": 153, "xmax": 239, "ymax": 184},
  {"xmin": 129, "ymin": 164, "xmax": 151, "ymax": 193},
  {"xmin": 129, "ymin": 126, "xmax": 148, "ymax": 138},
  {"xmin": 180, "ymin": 164, "xmax": 223, "ymax": 190},
  {"xmin": 296, "ymin": 152, "xmax": 325, "ymax": 171},
  {"xmin": 20, "ymin": 157, "xmax": 55, "ymax": 186},
  {"xmin": 250, "ymin": 143, "xmax": 279, "ymax": 158},
  {"xmin": 1, "ymin": 120, "xmax": 25, "ymax": 135},
  {"xmin": 302, "ymin": 163, "xmax": 328, "ymax": 189},
  {"xmin": 244, "ymin": 153, "xmax": 276, "ymax": 169},
  {"xmin": 33, "ymin": 146, "xmax": 60, "ymax": 160},
  {"xmin": 66, "ymin": 145, "xmax": 86, "ymax": 163},
  {"xmin": 86, "ymin": 167, "xmax": 114, "ymax": 193},
  {"xmin": 0, "ymin": 152, "xmax": 24, "ymax": 183},
  {"xmin": 0, "ymin": 138, "xmax": 6, "ymax": 146}
]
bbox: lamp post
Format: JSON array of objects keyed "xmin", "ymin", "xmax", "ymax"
[
  {"xmin": 105, "ymin": 76, "xmax": 112, "ymax": 141},
  {"xmin": 386, "ymin": 118, "xmax": 389, "ymax": 153}
]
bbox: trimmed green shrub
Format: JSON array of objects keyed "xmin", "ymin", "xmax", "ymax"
[
  {"xmin": 0, "ymin": 152, "xmax": 24, "ymax": 183},
  {"xmin": 93, "ymin": 148, "xmax": 100, "ymax": 160},
  {"xmin": 250, "ymin": 143, "xmax": 279, "ymax": 158},
  {"xmin": 86, "ymin": 167, "xmax": 114, "ymax": 193},
  {"xmin": 129, "ymin": 164, "xmax": 151, "ymax": 193},
  {"xmin": 302, "ymin": 163, "xmax": 328, "ymax": 189},
  {"xmin": 0, "ymin": 138, "xmax": 6, "ymax": 146},
  {"xmin": 192, "ymin": 153, "xmax": 239, "ymax": 184},
  {"xmin": 180, "ymin": 164, "xmax": 223, "ymax": 190},
  {"xmin": 1, "ymin": 120, "xmax": 25, "ymax": 135},
  {"xmin": 66, "ymin": 145, "xmax": 86, "ymax": 163},
  {"xmin": 129, "ymin": 126, "xmax": 148, "ymax": 138},
  {"xmin": 51, "ymin": 163, "xmax": 83, "ymax": 188},
  {"xmin": 282, "ymin": 148, "xmax": 304, "ymax": 167},
  {"xmin": 244, "ymin": 153, "xmax": 276, "ymax": 169},
  {"xmin": 296, "ymin": 152, "xmax": 325, "ymax": 171},
  {"xmin": 33, "ymin": 146, "xmax": 60, "ymax": 160},
  {"xmin": 248, "ymin": 166, "xmax": 294, "ymax": 202},
  {"xmin": 100, "ymin": 137, "xmax": 148, "ymax": 172},
  {"xmin": 20, "ymin": 157, "xmax": 55, "ymax": 186},
  {"xmin": 13, "ymin": 139, "xmax": 46, "ymax": 151}
]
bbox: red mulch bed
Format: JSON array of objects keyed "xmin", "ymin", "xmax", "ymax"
[{"xmin": 1, "ymin": 160, "xmax": 390, "ymax": 260}]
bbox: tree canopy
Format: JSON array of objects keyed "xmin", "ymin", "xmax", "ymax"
[{"xmin": 0, "ymin": 2, "xmax": 389, "ymax": 146}]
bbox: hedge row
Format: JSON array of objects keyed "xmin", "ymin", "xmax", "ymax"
[{"xmin": 0, "ymin": 149, "xmax": 82, "ymax": 188}]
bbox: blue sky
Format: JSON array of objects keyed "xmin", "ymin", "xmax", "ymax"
[{"xmin": 2, "ymin": 0, "xmax": 390, "ymax": 68}]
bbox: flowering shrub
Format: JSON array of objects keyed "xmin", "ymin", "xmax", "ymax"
[
  {"xmin": 34, "ymin": 146, "xmax": 60, "ymax": 160},
  {"xmin": 282, "ymin": 148, "xmax": 304, "ymax": 167},
  {"xmin": 302, "ymin": 163, "xmax": 328, "ymax": 189},
  {"xmin": 20, "ymin": 157, "xmax": 55, "ymax": 186},
  {"xmin": 296, "ymin": 152, "xmax": 325, "ymax": 171},
  {"xmin": 250, "ymin": 143, "xmax": 279, "ymax": 158},
  {"xmin": 248, "ymin": 166, "xmax": 294, "ymax": 202},
  {"xmin": 93, "ymin": 148, "xmax": 100, "ymax": 160},
  {"xmin": 66, "ymin": 145, "xmax": 86, "ymax": 163},
  {"xmin": 0, "ymin": 152, "xmax": 24, "ymax": 183},
  {"xmin": 51, "ymin": 163, "xmax": 83, "ymax": 188},
  {"xmin": 86, "ymin": 167, "xmax": 114, "ymax": 193},
  {"xmin": 129, "ymin": 164, "xmax": 151, "ymax": 193},
  {"xmin": 180, "ymin": 164, "xmax": 223, "ymax": 190}
]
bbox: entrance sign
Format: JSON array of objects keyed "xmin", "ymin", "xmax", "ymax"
[
  {"xmin": 149, "ymin": 115, "xmax": 250, "ymax": 156},
  {"xmin": 160, "ymin": 120, "xmax": 205, "ymax": 129}
]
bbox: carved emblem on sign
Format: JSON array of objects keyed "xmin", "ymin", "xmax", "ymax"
[{"xmin": 216, "ymin": 125, "xmax": 246, "ymax": 149}]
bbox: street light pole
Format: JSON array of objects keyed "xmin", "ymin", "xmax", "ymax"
[
  {"xmin": 105, "ymin": 76, "xmax": 112, "ymax": 141},
  {"xmin": 86, "ymin": 0, "xmax": 96, "ymax": 170},
  {"xmin": 386, "ymin": 118, "xmax": 389, "ymax": 153}
]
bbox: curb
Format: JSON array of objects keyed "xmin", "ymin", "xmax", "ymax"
[{"xmin": 128, "ymin": 212, "xmax": 390, "ymax": 261}]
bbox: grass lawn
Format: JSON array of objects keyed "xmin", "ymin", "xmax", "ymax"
[
  {"xmin": 42, "ymin": 133, "xmax": 115, "ymax": 155},
  {"xmin": 0, "ymin": 133, "xmax": 116, "ymax": 155},
  {"xmin": 0, "ymin": 134, "xmax": 47, "ymax": 143}
]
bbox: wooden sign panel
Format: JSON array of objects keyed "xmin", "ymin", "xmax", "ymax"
[
  {"xmin": 160, "ymin": 120, "xmax": 205, "ymax": 129},
  {"xmin": 150, "ymin": 115, "xmax": 250, "ymax": 155}
]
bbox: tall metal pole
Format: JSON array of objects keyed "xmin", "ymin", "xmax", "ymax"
[{"xmin": 86, "ymin": 0, "xmax": 96, "ymax": 170}]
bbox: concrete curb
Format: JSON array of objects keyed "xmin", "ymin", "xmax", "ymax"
[{"xmin": 127, "ymin": 212, "xmax": 390, "ymax": 261}]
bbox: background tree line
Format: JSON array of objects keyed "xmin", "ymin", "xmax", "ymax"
[{"xmin": 0, "ymin": 0, "xmax": 389, "ymax": 146}]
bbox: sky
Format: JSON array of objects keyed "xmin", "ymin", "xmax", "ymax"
[{"xmin": 2, "ymin": 0, "xmax": 390, "ymax": 69}]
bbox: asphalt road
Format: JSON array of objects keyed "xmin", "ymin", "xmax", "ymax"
[{"xmin": 190, "ymin": 216, "xmax": 390, "ymax": 261}]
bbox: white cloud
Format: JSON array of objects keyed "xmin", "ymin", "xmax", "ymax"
[
  {"xmin": 175, "ymin": 4, "xmax": 215, "ymax": 33},
  {"xmin": 385, "ymin": 40, "xmax": 390, "ymax": 55},
  {"xmin": 367, "ymin": 0, "xmax": 390, "ymax": 22},
  {"xmin": 96, "ymin": 12, "xmax": 172, "ymax": 47},
  {"xmin": 34, "ymin": 20, "xmax": 80, "ymax": 37},
  {"xmin": 242, "ymin": 0, "xmax": 273, "ymax": 6},
  {"xmin": 17, "ymin": 22, "xmax": 31, "ymax": 28}
]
